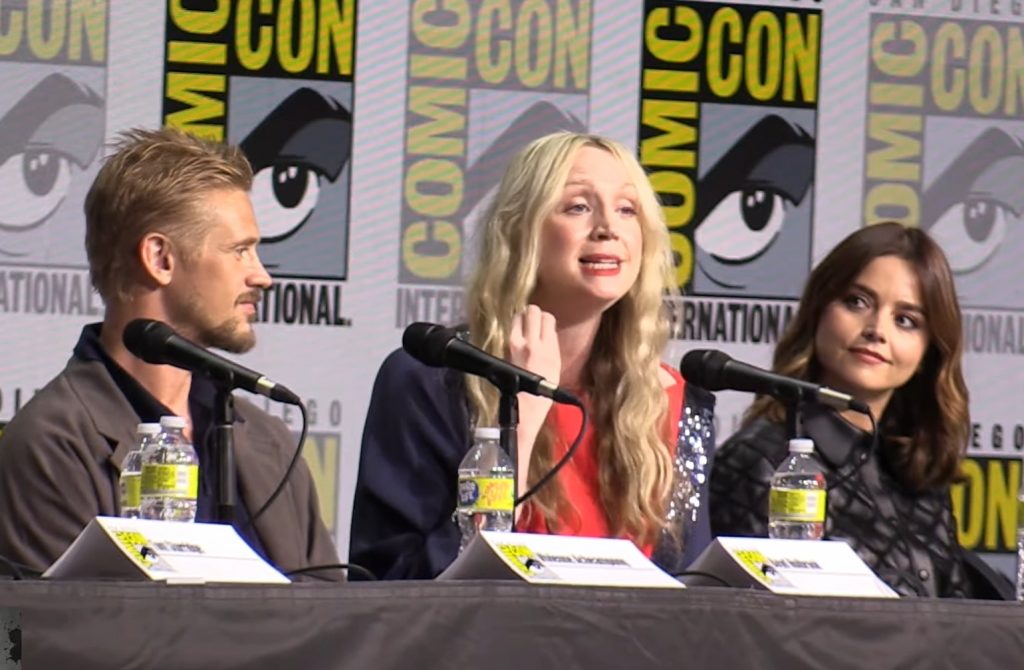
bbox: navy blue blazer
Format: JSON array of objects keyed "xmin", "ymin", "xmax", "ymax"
[
  {"xmin": 350, "ymin": 349, "xmax": 470, "ymax": 579},
  {"xmin": 349, "ymin": 348, "xmax": 716, "ymax": 580}
]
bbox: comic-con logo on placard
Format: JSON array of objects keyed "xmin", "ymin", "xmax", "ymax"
[
  {"xmin": 163, "ymin": 1, "xmax": 355, "ymax": 327},
  {"xmin": 639, "ymin": 2, "xmax": 820, "ymax": 300},
  {"xmin": 863, "ymin": 15, "xmax": 1024, "ymax": 313},
  {"xmin": 397, "ymin": 0, "xmax": 593, "ymax": 328},
  {"xmin": 0, "ymin": 1, "xmax": 108, "ymax": 318}
]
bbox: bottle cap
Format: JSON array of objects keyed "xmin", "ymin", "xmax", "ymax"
[
  {"xmin": 159, "ymin": 415, "xmax": 187, "ymax": 429},
  {"xmin": 788, "ymin": 438, "xmax": 814, "ymax": 454},
  {"xmin": 135, "ymin": 422, "xmax": 161, "ymax": 436},
  {"xmin": 474, "ymin": 427, "xmax": 500, "ymax": 441}
]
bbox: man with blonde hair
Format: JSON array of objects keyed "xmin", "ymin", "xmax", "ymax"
[{"xmin": 0, "ymin": 127, "xmax": 339, "ymax": 576}]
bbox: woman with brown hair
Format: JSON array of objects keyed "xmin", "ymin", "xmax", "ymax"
[{"xmin": 709, "ymin": 222, "xmax": 978, "ymax": 597}]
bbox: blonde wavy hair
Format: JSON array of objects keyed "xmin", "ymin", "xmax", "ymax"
[
  {"xmin": 464, "ymin": 132, "xmax": 677, "ymax": 545},
  {"xmin": 747, "ymin": 222, "xmax": 968, "ymax": 490}
]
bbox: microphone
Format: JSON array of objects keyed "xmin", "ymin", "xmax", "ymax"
[
  {"xmin": 123, "ymin": 319, "xmax": 301, "ymax": 405},
  {"xmin": 680, "ymin": 349, "xmax": 870, "ymax": 415},
  {"xmin": 402, "ymin": 322, "xmax": 580, "ymax": 405}
]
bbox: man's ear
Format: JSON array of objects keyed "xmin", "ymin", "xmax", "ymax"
[{"xmin": 138, "ymin": 232, "xmax": 176, "ymax": 287}]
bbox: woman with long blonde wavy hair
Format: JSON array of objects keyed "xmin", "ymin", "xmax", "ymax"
[{"xmin": 350, "ymin": 132, "xmax": 694, "ymax": 579}]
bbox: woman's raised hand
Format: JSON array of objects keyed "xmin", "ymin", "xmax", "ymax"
[{"xmin": 508, "ymin": 305, "xmax": 560, "ymax": 497}]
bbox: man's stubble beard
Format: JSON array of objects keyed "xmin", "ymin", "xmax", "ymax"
[{"xmin": 170, "ymin": 293, "xmax": 257, "ymax": 354}]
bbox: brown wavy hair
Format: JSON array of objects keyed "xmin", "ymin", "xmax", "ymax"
[
  {"xmin": 746, "ymin": 222, "xmax": 968, "ymax": 490},
  {"xmin": 464, "ymin": 132, "xmax": 677, "ymax": 545}
]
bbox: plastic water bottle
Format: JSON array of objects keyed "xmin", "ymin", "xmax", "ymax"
[
  {"xmin": 119, "ymin": 422, "xmax": 161, "ymax": 518},
  {"xmin": 140, "ymin": 415, "xmax": 199, "ymax": 522},
  {"xmin": 1016, "ymin": 465, "xmax": 1024, "ymax": 602},
  {"xmin": 456, "ymin": 427, "xmax": 514, "ymax": 552},
  {"xmin": 768, "ymin": 438, "xmax": 827, "ymax": 540}
]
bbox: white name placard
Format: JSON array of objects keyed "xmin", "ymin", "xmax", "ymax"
[
  {"xmin": 43, "ymin": 517, "xmax": 289, "ymax": 585},
  {"xmin": 438, "ymin": 531, "xmax": 684, "ymax": 589},
  {"xmin": 687, "ymin": 536, "xmax": 898, "ymax": 598}
]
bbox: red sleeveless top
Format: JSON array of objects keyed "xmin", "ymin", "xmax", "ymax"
[{"xmin": 517, "ymin": 364, "xmax": 685, "ymax": 556}]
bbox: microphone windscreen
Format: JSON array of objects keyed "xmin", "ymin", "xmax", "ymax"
[
  {"xmin": 680, "ymin": 349, "xmax": 731, "ymax": 391},
  {"xmin": 402, "ymin": 322, "xmax": 451, "ymax": 366},
  {"xmin": 123, "ymin": 319, "xmax": 174, "ymax": 363}
]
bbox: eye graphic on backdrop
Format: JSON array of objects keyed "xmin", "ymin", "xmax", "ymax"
[
  {"xmin": 0, "ymin": 150, "xmax": 73, "ymax": 228},
  {"xmin": 241, "ymin": 88, "xmax": 352, "ymax": 244},
  {"xmin": 928, "ymin": 197, "xmax": 1010, "ymax": 273},
  {"xmin": 456, "ymin": 101, "xmax": 586, "ymax": 273},
  {"xmin": 694, "ymin": 115, "xmax": 814, "ymax": 288},
  {"xmin": 696, "ymin": 186, "xmax": 788, "ymax": 263},
  {"xmin": 0, "ymin": 74, "xmax": 103, "ymax": 250},
  {"xmin": 922, "ymin": 128, "xmax": 1024, "ymax": 275},
  {"xmin": 250, "ymin": 162, "xmax": 324, "ymax": 241}
]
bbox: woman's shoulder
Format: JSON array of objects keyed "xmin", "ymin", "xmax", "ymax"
[
  {"xmin": 373, "ymin": 347, "xmax": 465, "ymax": 401},
  {"xmin": 376, "ymin": 347, "xmax": 431, "ymax": 384}
]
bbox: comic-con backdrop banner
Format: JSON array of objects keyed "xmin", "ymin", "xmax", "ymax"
[{"xmin": 0, "ymin": 0, "xmax": 1021, "ymax": 577}]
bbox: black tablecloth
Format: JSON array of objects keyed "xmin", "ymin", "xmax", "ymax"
[{"xmin": 0, "ymin": 579, "xmax": 1021, "ymax": 669}]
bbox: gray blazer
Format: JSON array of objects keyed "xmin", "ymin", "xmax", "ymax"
[{"xmin": 0, "ymin": 355, "xmax": 339, "ymax": 576}]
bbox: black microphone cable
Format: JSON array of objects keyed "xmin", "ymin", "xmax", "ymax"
[
  {"xmin": 819, "ymin": 408, "xmax": 930, "ymax": 597},
  {"xmin": 823, "ymin": 408, "xmax": 879, "ymax": 492},
  {"xmin": 241, "ymin": 404, "xmax": 426, "ymax": 588},
  {"xmin": 246, "ymin": 400, "xmax": 310, "ymax": 526},
  {"xmin": 285, "ymin": 563, "xmax": 377, "ymax": 581},
  {"xmin": 0, "ymin": 556, "xmax": 42, "ymax": 581},
  {"xmin": 864, "ymin": 411, "xmax": 930, "ymax": 598},
  {"xmin": 514, "ymin": 400, "xmax": 588, "ymax": 507}
]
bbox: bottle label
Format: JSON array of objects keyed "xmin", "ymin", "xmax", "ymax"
[
  {"xmin": 120, "ymin": 473, "xmax": 141, "ymax": 509},
  {"xmin": 769, "ymin": 488, "xmax": 826, "ymax": 523},
  {"xmin": 141, "ymin": 464, "xmax": 198, "ymax": 499},
  {"xmin": 458, "ymin": 476, "xmax": 513, "ymax": 512}
]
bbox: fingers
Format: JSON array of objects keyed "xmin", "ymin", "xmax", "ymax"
[
  {"xmin": 507, "ymin": 305, "xmax": 560, "ymax": 383},
  {"xmin": 507, "ymin": 305, "xmax": 560, "ymax": 484},
  {"xmin": 540, "ymin": 310, "xmax": 556, "ymax": 343},
  {"xmin": 509, "ymin": 311, "xmax": 525, "ymax": 351},
  {"xmin": 520, "ymin": 305, "xmax": 557, "ymax": 345},
  {"xmin": 522, "ymin": 304, "xmax": 543, "ymax": 344},
  {"xmin": 509, "ymin": 305, "xmax": 554, "ymax": 353}
]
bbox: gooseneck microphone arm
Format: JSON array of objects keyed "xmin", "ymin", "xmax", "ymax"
[
  {"xmin": 768, "ymin": 379, "xmax": 807, "ymax": 440},
  {"xmin": 490, "ymin": 373, "xmax": 520, "ymax": 531},
  {"xmin": 212, "ymin": 388, "xmax": 236, "ymax": 523},
  {"xmin": 785, "ymin": 396, "xmax": 805, "ymax": 441}
]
